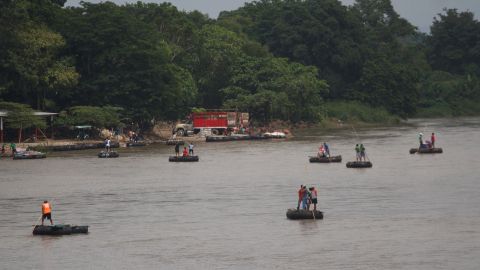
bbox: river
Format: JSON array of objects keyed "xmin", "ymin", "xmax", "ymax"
[{"xmin": 1, "ymin": 117, "xmax": 479, "ymax": 269}]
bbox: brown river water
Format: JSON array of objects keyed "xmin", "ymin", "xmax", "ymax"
[{"xmin": 1, "ymin": 117, "xmax": 479, "ymax": 269}]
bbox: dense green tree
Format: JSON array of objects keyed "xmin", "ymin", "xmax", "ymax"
[
  {"xmin": 428, "ymin": 9, "xmax": 480, "ymax": 75},
  {"xmin": 55, "ymin": 106, "xmax": 122, "ymax": 128}
]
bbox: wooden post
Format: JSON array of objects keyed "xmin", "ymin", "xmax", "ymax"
[
  {"xmin": 50, "ymin": 115, "xmax": 54, "ymax": 139},
  {"xmin": 0, "ymin": 117, "xmax": 3, "ymax": 144},
  {"xmin": 18, "ymin": 124, "xmax": 22, "ymax": 143}
]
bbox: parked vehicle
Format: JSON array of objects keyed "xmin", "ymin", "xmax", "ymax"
[{"xmin": 173, "ymin": 111, "xmax": 249, "ymax": 136}]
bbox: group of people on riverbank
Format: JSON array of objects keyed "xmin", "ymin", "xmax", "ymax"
[
  {"xmin": 297, "ymin": 185, "xmax": 318, "ymax": 211},
  {"xmin": 175, "ymin": 142, "xmax": 194, "ymax": 157},
  {"xmin": 1, "ymin": 142, "xmax": 16, "ymax": 157},
  {"xmin": 419, "ymin": 132, "xmax": 436, "ymax": 149}
]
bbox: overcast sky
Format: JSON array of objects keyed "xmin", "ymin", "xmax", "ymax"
[{"xmin": 65, "ymin": 0, "xmax": 480, "ymax": 32}]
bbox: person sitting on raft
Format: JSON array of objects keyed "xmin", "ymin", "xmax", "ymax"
[
  {"xmin": 182, "ymin": 147, "xmax": 189, "ymax": 157},
  {"xmin": 317, "ymin": 145, "xmax": 326, "ymax": 158},
  {"xmin": 41, "ymin": 200, "xmax": 53, "ymax": 226}
]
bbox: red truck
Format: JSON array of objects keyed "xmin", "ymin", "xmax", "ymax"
[{"xmin": 173, "ymin": 111, "xmax": 249, "ymax": 136}]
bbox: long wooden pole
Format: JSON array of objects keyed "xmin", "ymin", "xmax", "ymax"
[{"xmin": 0, "ymin": 117, "xmax": 3, "ymax": 144}]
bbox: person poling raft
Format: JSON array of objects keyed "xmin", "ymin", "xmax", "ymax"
[
  {"xmin": 309, "ymin": 142, "xmax": 341, "ymax": 163},
  {"xmin": 410, "ymin": 132, "xmax": 443, "ymax": 154},
  {"xmin": 169, "ymin": 144, "xmax": 199, "ymax": 162},
  {"xmin": 346, "ymin": 144, "xmax": 372, "ymax": 168},
  {"xmin": 287, "ymin": 185, "xmax": 323, "ymax": 220},
  {"xmin": 33, "ymin": 200, "xmax": 88, "ymax": 235},
  {"xmin": 98, "ymin": 138, "xmax": 119, "ymax": 158}
]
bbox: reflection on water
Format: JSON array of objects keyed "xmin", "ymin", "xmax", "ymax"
[{"xmin": 1, "ymin": 117, "xmax": 480, "ymax": 269}]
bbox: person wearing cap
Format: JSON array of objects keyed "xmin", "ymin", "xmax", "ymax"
[
  {"xmin": 418, "ymin": 133, "xmax": 423, "ymax": 148},
  {"xmin": 41, "ymin": 200, "xmax": 53, "ymax": 226}
]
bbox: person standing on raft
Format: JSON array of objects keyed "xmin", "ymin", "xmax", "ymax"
[
  {"xmin": 41, "ymin": 200, "xmax": 53, "ymax": 226},
  {"xmin": 297, "ymin": 185, "xmax": 304, "ymax": 210},
  {"xmin": 309, "ymin": 187, "xmax": 318, "ymax": 211},
  {"xmin": 355, "ymin": 144, "xmax": 361, "ymax": 161},
  {"xmin": 188, "ymin": 142, "xmax": 194, "ymax": 155},
  {"xmin": 105, "ymin": 138, "xmax": 111, "ymax": 152},
  {"xmin": 323, "ymin": 142, "xmax": 330, "ymax": 157},
  {"xmin": 360, "ymin": 144, "xmax": 366, "ymax": 161},
  {"xmin": 175, "ymin": 143, "xmax": 180, "ymax": 157},
  {"xmin": 431, "ymin": 133, "xmax": 436, "ymax": 148},
  {"xmin": 418, "ymin": 133, "xmax": 424, "ymax": 148}
]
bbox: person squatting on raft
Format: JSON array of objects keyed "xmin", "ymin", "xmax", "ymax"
[
  {"xmin": 41, "ymin": 200, "xmax": 53, "ymax": 225},
  {"xmin": 182, "ymin": 147, "xmax": 189, "ymax": 157}
]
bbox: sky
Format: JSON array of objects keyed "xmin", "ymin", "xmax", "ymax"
[{"xmin": 65, "ymin": 0, "xmax": 480, "ymax": 33}]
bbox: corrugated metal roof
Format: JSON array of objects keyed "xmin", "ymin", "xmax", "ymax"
[{"xmin": 0, "ymin": 111, "xmax": 58, "ymax": 117}]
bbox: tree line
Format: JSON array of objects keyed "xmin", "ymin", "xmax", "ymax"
[{"xmin": 1, "ymin": 0, "xmax": 480, "ymax": 130}]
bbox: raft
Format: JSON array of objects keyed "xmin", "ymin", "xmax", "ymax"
[
  {"xmin": 206, "ymin": 135, "xmax": 269, "ymax": 142},
  {"xmin": 169, "ymin": 156, "xmax": 199, "ymax": 162},
  {"xmin": 33, "ymin": 224, "xmax": 88, "ymax": 235},
  {"xmin": 166, "ymin": 139, "xmax": 184, "ymax": 145},
  {"xmin": 309, "ymin": 155, "xmax": 342, "ymax": 163},
  {"xmin": 126, "ymin": 141, "xmax": 147, "ymax": 147},
  {"xmin": 98, "ymin": 151, "xmax": 119, "ymax": 158},
  {"xmin": 409, "ymin": 147, "xmax": 443, "ymax": 154},
  {"xmin": 286, "ymin": 209, "xmax": 324, "ymax": 220},
  {"xmin": 13, "ymin": 151, "xmax": 46, "ymax": 160},
  {"xmin": 346, "ymin": 161, "xmax": 373, "ymax": 168}
]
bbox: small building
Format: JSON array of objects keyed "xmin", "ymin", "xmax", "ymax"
[{"xmin": 0, "ymin": 111, "xmax": 58, "ymax": 143}]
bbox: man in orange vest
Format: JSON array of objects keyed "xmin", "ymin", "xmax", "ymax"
[{"xmin": 41, "ymin": 200, "xmax": 53, "ymax": 226}]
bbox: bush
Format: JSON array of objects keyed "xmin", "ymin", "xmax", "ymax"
[{"xmin": 324, "ymin": 101, "xmax": 400, "ymax": 124}]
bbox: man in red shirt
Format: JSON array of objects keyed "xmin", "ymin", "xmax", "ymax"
[
  {"xmin": 297, "ymin": 185, "xmax": 304, "ymax": 210},
  {"xmin": 431, "ymin": 133, "xmax": 436, "ymax": 148}
]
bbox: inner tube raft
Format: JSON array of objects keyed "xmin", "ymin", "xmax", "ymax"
[
  {"xmin": 346, "ymin": 161, "xmax": 372, "ymax": 168},
  {"xmin": 409, "ymin": 147, "xmax": 443, "ymax": 154},
  {"xmin": 98, "ymin": 151, "xmax": 119, "ymax": 158},
  {"xmin": 126, "ymin": 141, "xmax": 147, "ymax": 147},
  {"xmin": 309, "ymin": 155, "xmax": 342, "ymax": 163},
  {"xmin": 166, "ymin": 139, "xmax": 184, "ymax": 145},
  {"xmin": 33, "ymin": 224, "xmax": 89, "ymax": 235},
  {"xmin": 13, "ymin": 151, "xmax": 46, "ymax": 160},
  {"xmin": 286, "ymin": 209, "xmax": 323, "ymax": 220},
  {"xmin": 169, "ymin": 156, "xmax": 199, "ymax": 162}
]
